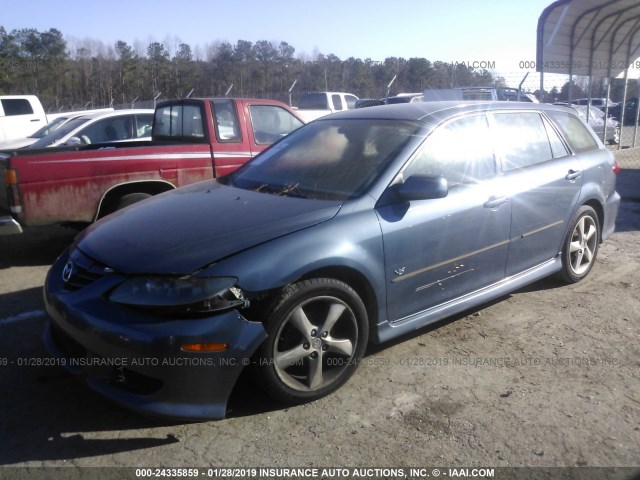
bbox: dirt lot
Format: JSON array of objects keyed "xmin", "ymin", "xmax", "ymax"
[{"xmin": 0, "ymin": 163, "xmax": 639, "ymax": 478}]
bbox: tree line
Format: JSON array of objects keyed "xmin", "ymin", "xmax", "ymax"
[
  {"xmin": 3, "ymin": 26, "xmax": 634, "ymax": 113},
  {"xmin": 0, "ymin": 26, "xmax": 507, "ymax": 112}
]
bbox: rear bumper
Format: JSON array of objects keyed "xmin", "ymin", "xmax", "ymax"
[{"xmin": 0, "ymin": 214, "xmax": 22, "ymax": 235}]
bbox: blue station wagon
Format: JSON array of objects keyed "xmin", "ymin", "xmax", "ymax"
[{"xmin": 44, "ymin": 102, "xmax": 620, "ymax": 420}]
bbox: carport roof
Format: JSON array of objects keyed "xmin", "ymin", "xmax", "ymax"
[{"xmin": 537, "ymin": 0, "xmax": 640, "ymax": 79}]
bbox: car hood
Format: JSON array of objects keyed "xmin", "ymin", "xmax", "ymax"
[
  {"xmin": 76, "ymin": 180, "xmax": 342, "ymax": 274},
  {"xmin": 0, "ymin": 138, "xmax": 36, "ymax": 150}
]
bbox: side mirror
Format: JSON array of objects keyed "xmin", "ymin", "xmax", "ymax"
[
  {"xmin": 65, "ymin": 136, "xmax": 83, "ymax": 146},
  {"xmin": 396, "ymin": 175, "xmax": 448, "ymax": 201}
]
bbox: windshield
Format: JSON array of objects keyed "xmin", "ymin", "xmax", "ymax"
[
  {"xmin": 225, "ymin": 119, "xmax": 423, "ymax": 201},
  {"xmin": 28, "ymin": 116, "xmax": 74, "ymax": 139},
  {"xmin": 28, "ymin": 116, "xmax": 92, "ymax": 148}
]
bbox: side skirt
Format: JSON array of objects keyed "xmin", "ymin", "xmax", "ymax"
[{"xmin": 374, "ymin": 257, "xmax": 561, "ymax": 344}]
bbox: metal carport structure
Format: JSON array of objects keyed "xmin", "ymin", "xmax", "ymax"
[{"xmin": 537, "ymin": 0, "xmax": 640, "ymax": 148}]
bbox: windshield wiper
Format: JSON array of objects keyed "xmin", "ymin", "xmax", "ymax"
[{"xmin": 255, "ymin": 183, "xmax": 308, "ymax": 199}]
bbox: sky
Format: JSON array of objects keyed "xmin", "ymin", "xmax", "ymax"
[{"xmin": 2, "ymin": 0, "xmax": 558, "ymax": 88}]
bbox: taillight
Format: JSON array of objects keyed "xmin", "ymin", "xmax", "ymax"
[
  {"xmin": 5, "ymin": 168, "xmax": 18, "ymax": 185},
  {"xmin": 612, "ymin": 161, "xmax": 620, "ymax": 175},
  {"xmin": 6, "ymin": 168, "xmax": 22, "ymax": 215}
]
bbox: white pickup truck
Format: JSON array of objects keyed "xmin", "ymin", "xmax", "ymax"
[
  {"xmin": 0, "ymin": 95, "xmax": 48, "ymax": 142},
  {"xmin": 0, "ymin": 95, "xmax": 114, "ymax": 147},
  {"xmin": 294, "ymin": 91, "xmax": 359, "ymax": 121}
]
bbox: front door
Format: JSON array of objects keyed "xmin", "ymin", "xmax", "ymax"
[{"xmin": 376, "ymin": 114, "xmax": 511, "ymax": 322}]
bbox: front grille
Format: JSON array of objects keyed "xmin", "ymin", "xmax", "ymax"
[{"xmin": 63, "ymin": 249, "xmax": 110, "ymax": 292}]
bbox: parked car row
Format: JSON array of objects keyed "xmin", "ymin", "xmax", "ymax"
[
  {"xmin": 0, "ymin": 114, "xmax": 84, "ymax": 150},
  {"xmin": 570, "ymin": 97, "xmax": 640, "ymax": 126},
  {"xmin": 555, "ymin": 104, "xmax": 621, "ymax": 145},
  {"xmin": 0, "ymin": 94, "xmax": 115, "ymax": 144}
]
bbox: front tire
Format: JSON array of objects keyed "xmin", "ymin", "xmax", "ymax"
[
  {"xmin": 255, "ymin": 278, "xmax": 369, "ymax": 404},
  {"xmin": 559, "ymin": 205, "xmax": 600, "ymax": 283}
]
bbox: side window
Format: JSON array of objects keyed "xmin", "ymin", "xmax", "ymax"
[
  {"xmin": 404, "ymin": 114, "xmax": 496, "ymax": 185},
  {"xmin": 332, "ymin": 94, "xmax": 343, "ymax": 111},
  {"xmin": 78, "ymin": 116, "xmax": 132, "ymax": 143},
  {"xmin": 492, "ymin": 112, "xmax": 553, "ymax": 170},
  {"xmin": 547, "ymin": 110, "xmax": 599, "ymax": 153},
  {"xmin": 1, "ymin": 99, "xmax": 34, "ymax": 116},
  {"xmin": 249, "ymin": 105, "xmax": 304, "ymax": 145},
  {"xmin": 542, "ymin": 116, "xmax": 569, "ymax": 158},
  {"xmin": 135, "ymin": 114, "xmax": 153, "ymax": 138},
  {"xmin": 345, "ymin": 95, "xmax": 358, "ymax": 109},
  {"xmin": 212, "ymin": 99, "xmax": 241, "ymax": 142}
]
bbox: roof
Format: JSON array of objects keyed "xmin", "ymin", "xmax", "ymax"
[
  {"xmin": 537, "ymin": 0, "xmax": 640, "ymax": 79},
  {"xmin": 75, "ymin": 109, "xmax": 154, "ymax": 120},
  {"xmin": 325, "ymin": 101, "xmax": 573, "ymax": 124}
]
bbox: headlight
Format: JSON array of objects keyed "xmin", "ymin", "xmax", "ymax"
[{"xmin": 108, "ymin": 276, "xmax": 247, "ymax": 314}]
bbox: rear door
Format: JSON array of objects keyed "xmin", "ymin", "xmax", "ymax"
[
  {"xmin": 490, "ymin": 110, "xmax": 581, "ymax": 277},
  {"xmin": 377, "ymin": 114, "xmax": 511, "ymax": 322}
]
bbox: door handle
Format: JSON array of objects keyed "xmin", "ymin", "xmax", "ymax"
[
  {"xmin": 484, "ymin": 196, "xmax": 509, "ymax": 209},
  {"xmin": 566, "ymin": 169, "xmax": 582, "ymax": 181}
]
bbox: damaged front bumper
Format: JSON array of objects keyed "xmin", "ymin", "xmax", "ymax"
[{"xmin": 43, "ymin": 248, "xmax": 267, "ymax": 421}]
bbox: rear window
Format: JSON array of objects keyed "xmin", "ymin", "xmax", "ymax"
[
  {"xmin": 154, "ymin": 104, "xmax": 205, "ymax": 139},
  {"xmin": 547, "ymin": 110, "xmax": 599, "ymax": 152},
  {"xmin": 1, "ymin": 99, "xmax": 34, "ymax": 116}
]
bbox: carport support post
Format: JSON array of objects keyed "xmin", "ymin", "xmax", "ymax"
[
  {"xmin": 603, "ymin": 77, "xmax": 610, "ymax": 144},
  {"xmin": 633, "ymin": 78, "xmax": 640, "ymax": 148},
  {"xmin": 620, "ymin": 75, "xmax": 629, "ymax": 152}
]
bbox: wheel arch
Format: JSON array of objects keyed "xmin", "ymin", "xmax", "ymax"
[
  {"xmin": 244, "ymin": 265, "xmax": 380, "ymax": 341},
  {"xmin": 581, "ymin": 198, "xmax": 605, "ymax": 242},
  {"xmin": 295, "ymin": 266, "xmax": 380, "ymax": 335},
  {"xmin": 95, "ymin": 180, "xmax": 175, "ymax": 220}
]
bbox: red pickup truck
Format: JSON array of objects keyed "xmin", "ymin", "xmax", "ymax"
[{"xmin": 0, "ymin": 98, "xmax": 304, "ymax": 234}]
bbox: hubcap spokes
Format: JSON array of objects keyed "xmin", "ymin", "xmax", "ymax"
[
  {"xmin": 569, "ymin": 216, "xmax": 597, "ymax": 275},
  {"xmin": 274, "ymin": 297, "xmax": 357, "ymax": 392}
]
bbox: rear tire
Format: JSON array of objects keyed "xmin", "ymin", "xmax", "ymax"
[
  {"xmin": 254, "ymin": 278, "xmax": 369, "ymax": 404},
  {"xmin": 116, "ymin": 193, "xmax": 152, "ymax": 211},
  {"xmin": 559, "ymin": 205, "xmax": 600, "ymax": 283}
]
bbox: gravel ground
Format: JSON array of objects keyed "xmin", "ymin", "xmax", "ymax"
[{"xmin": 0, "ymin": 160, "xmax": 638, "ymax": 480}]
